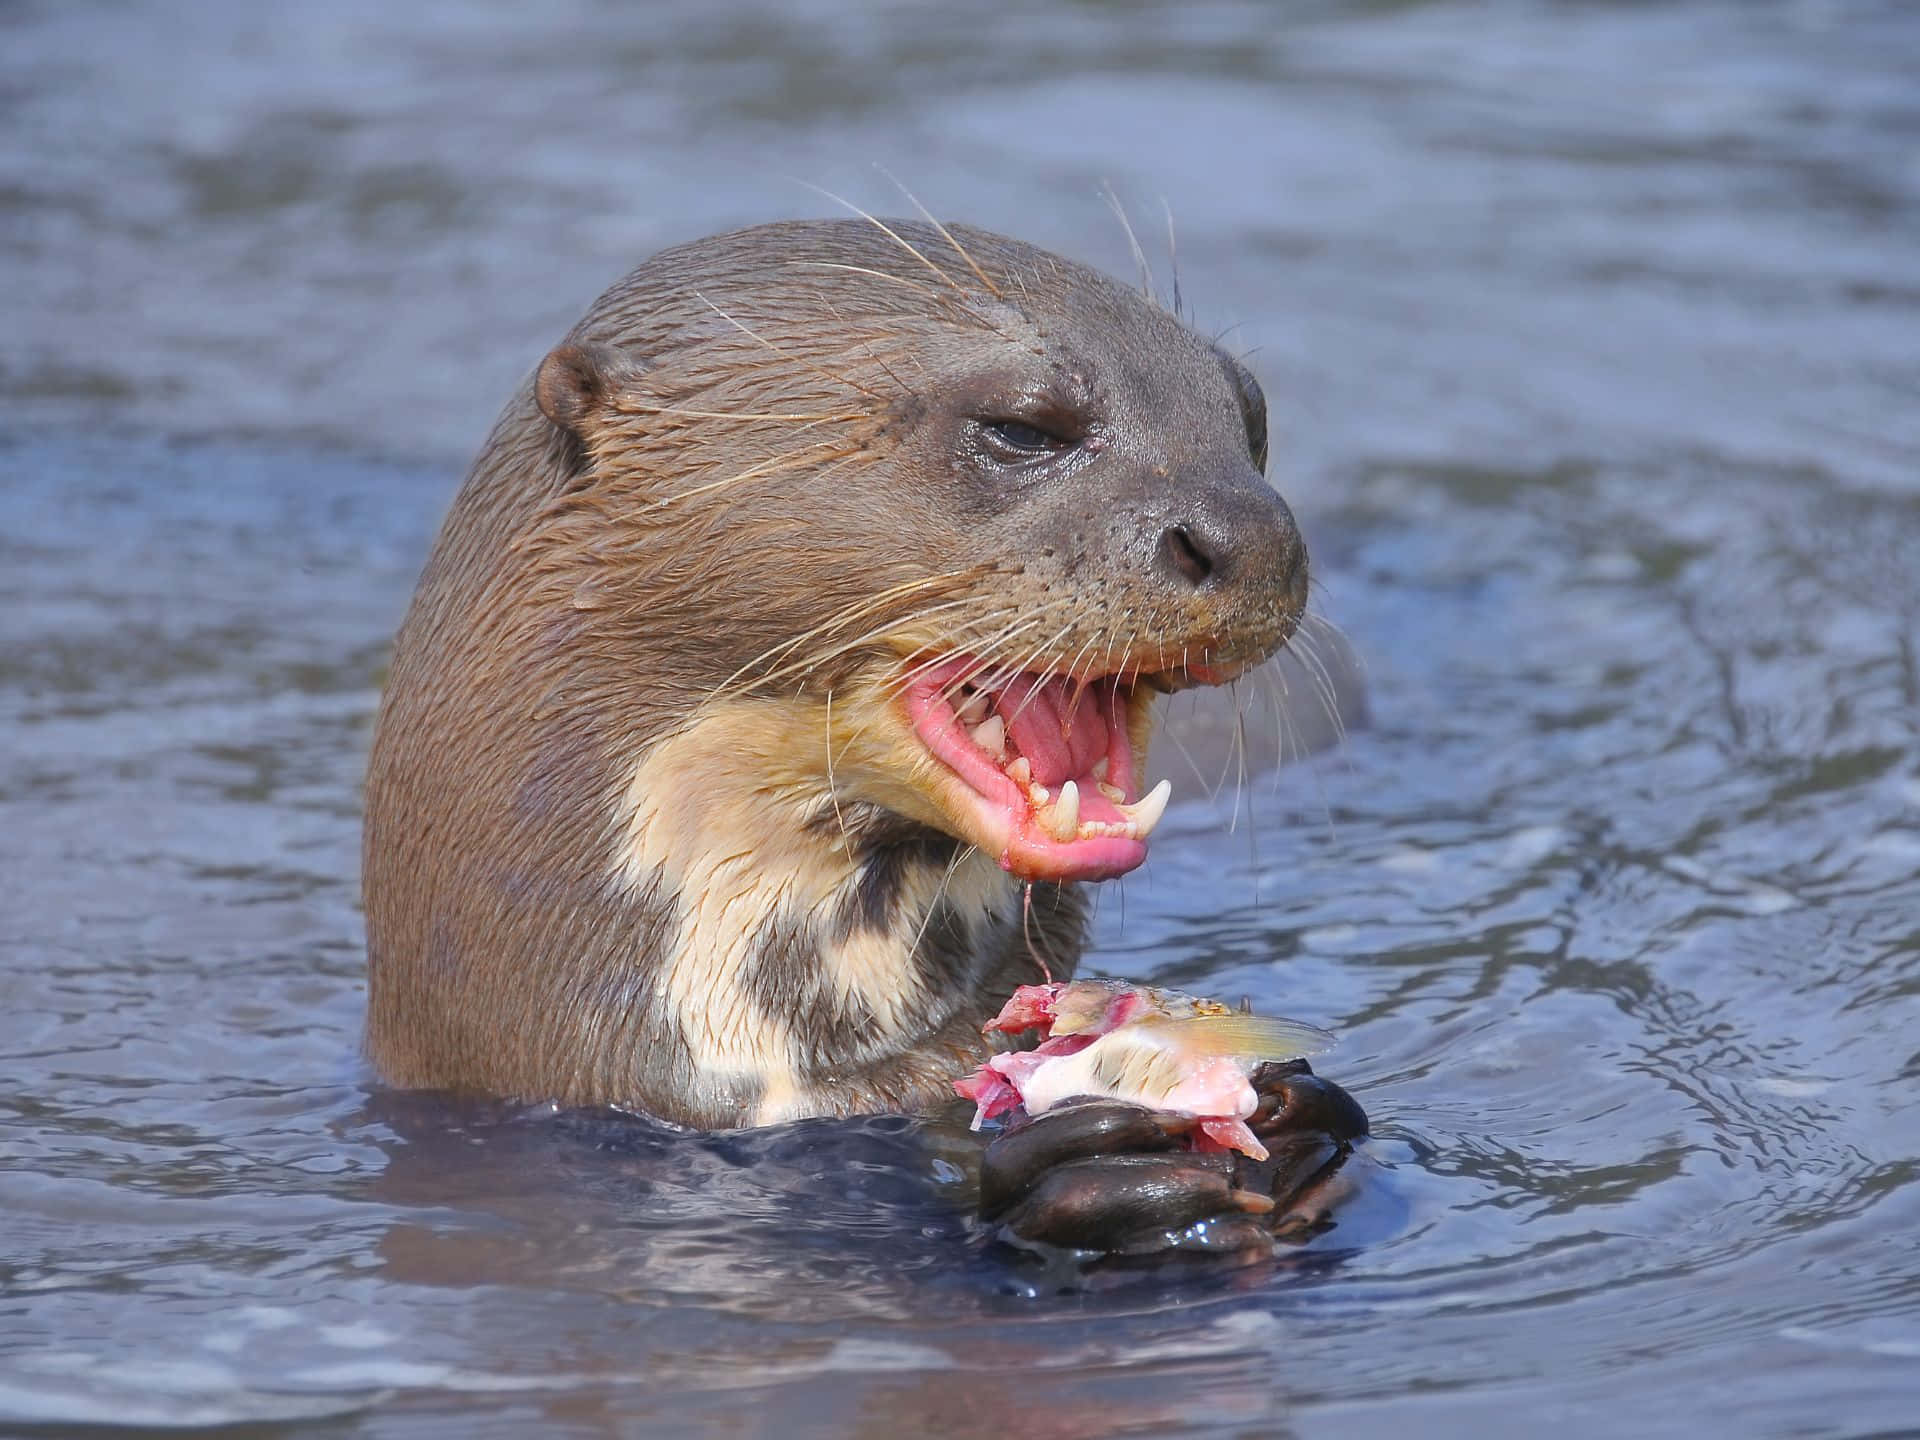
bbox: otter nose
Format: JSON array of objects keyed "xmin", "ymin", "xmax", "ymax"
[
  {"xmin": 1152, "ymin": 480, "xmax": 1304, "ymax": 601},
  {"xmin": 1159, "ymin": 524, "xmax": 1218, "ymax": 587}
]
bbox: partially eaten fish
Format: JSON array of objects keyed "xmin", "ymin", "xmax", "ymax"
[{"xmin": 955, "ymin": 980, "xmax": 1336, "ymax": 1160}]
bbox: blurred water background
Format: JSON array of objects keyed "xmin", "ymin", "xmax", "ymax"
[{"xmin": 4, "ymin": 1, "xmax": 1919, "ymax": 1434}]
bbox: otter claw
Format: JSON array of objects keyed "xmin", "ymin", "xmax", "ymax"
[
  {"xmin": 979, "ymin": 1061, "xmax": 1368, "ymax": 1258},
  {"xmin": 978, "ymin": 1100, "xmax": 1193, "ymax": 1217},
  {"xmin": 1247, "ymin": 1059, "xmax": 1371, "ymax": 1142},
  {"xmin": 992, "ymin": 1152, "xmax": 1248, "ymax": 1249}
]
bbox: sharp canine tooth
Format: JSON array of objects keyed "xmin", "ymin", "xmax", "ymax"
[
  {"xmin": 1055, "ymin": 780, "xmax": 1080, "ymax": 837},
  {"xmin": 1121, "ymin": 778, "xmax": 1172, "ymax": 838},
  {"xmin": 971, "ymin": 714, "xmax": 1007, "ymax": 759}
]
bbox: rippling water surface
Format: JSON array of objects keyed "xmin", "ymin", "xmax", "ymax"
[{"xmin": 4, "ymin": 2, "xmax": 1918, "ymax": 1434}]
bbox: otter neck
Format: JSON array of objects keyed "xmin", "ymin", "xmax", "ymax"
[{"xmin": 612, "ymin": 704, "xmax": 1042, "ymax": 1126}]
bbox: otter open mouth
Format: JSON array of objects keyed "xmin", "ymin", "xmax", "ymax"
[{"xmin": 902, "ymin": 657, "xmax": 1174, "ymax": 884}]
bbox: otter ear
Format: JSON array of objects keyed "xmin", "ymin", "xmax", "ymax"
[
  {"xmin": 535, "ymin": 341, "xmax": 647, "ymax": 441},
  {"xmin": 1214, "ymin": 349, "xmax": 1270, "ymax": 474}
]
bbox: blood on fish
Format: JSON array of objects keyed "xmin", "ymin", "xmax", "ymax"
[{"xmin": 956, "ymin": 980, "xmax": 1338, "ymax": 1162}]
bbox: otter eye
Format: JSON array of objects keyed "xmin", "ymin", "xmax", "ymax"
[
  {"xmin": 983, "ymin": 419, "xmax": 1070, "ymax": 456},
  {"xmin": 1245, "ymin": 405, "xmax": 1269, "ymax": 473},
  {"xmin": 1215, "ymin": 348, "xmax": 1269, "ymax": 474}
]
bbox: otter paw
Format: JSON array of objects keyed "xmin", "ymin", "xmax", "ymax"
[{"xmin": 978, "ymin": 1063, "xmax": 1368, "ymax": 1256}]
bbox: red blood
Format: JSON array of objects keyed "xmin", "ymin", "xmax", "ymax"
[
  {"xmin": 983, "ymin": 984, "xmax": 1062, "ymax": 1035},
  {"xmin": 957, "ymin": 985, "xmax": 1272, "ymax": 1159}
]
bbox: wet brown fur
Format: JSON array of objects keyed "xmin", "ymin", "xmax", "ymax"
[{"xmin": 362, "ymin": 219, "xmax": 1301, "ymax": 1127}]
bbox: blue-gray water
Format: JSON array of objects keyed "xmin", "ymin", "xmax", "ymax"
[{"xmin": 4, "ymin": 2, "xmax": 1918, "ymax": 1434}]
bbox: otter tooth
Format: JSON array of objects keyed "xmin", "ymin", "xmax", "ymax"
[
  {"xmin": 955, "ymin": 689, "xmax": 990, "ymax": 726},
  {"xmin": 1006, "ymin": 756, "xmax": 1033, "ymax": 786},
  {"xmin": 1092, "ymin": 756, "xmax": 1110, "ymax": 781},
  {"xmin": 1096, "ymin": 781, "xmax": 1126, "ymax": 804},
  {"xmin": 1119, "ymin": 778, "xmax": 1172, "ymax": 838},
  {"xmin": 1054, "ymin": 780, "xmax": 1080, "ymax": 838},
  {"xmin": 970, "ymin": 714, "xmax": 1007, "ymax": 759},
  {"xmin": 1039, "ymin": 780, "xmax": 1080, "ymax": 842}
]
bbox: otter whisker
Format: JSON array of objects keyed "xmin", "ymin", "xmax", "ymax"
[
  {"xmin": 1100, "ymin": 609, "xmax": 1136, "ymax": 685},
  {"xmin": 1265, "ymin": 634, "xmax": 1345, "ymax": 837},
  {"xmin": 657, "ymin": 440, "xmax": 846, "ymax": 509},
  {"xmin": 915, "ymin": 609, "xmax": 1086, "ymax": 711},
  {"xmin": 1191, "ymin": 672, "xmax": 1262, "ymax": 886},
  {"xmin": 1260, "ymin": 654, "xmax": 1302, "ymax": 775},
  {"xmin": 1299, "ymin": 579, "xmax": 1347, "ymax": 630},
  {"xmin": 880, "ymin": 596, "xmax": 1085, "ymax": 701},
  {"xmin": 781, "ymin": 260, "xmax": 948, "ymax": 308},
  {"xmin": 945, "ymin": 603, "xmax": 1103, "ymax": 707},
  {"xmin": 1017, "ymin": 651, "xmax": 1076, "ymax": 724},
  {"xmin": 695, "ymin": 293, "xmax": 888, "ymax": 403},
  {"xmin": 1101, "ymin": 181, "xmax": 1157, "ymax": 308},
  {"xmin": 1162, "ymin": 197, "xmax": 1183, "ymax": 323},
  {"xmin": 1295, "ymin": 636, "xmax": 1345, "ymax": 748},
  {"xmin": 797, "ymin": 588, "xmax": 1030, "ymax": 674},
  {"xmin": 771, "ymin": 606, "xmax": 1006, "ymax": 691},
  {"xmin": 1198, "ymin": 668, "xmax": 1243, "ymax": 808},
  {"xmin": 823, "ymin": 688, "xmax": 853, "ymax": 850},
  {"xmin": 810, "ymin": 306, "xmax": 919, "ymax": 401},
  {"xmin": 796, "ymin": 181, "xmax": 968, "ymax": 297},
  {"xmin": 746, "ymin": 594, "xmax": 996, "ymax": 695},
  {"xmin": 978, "ymin": 621, "xmax": 1080, "ymax": 719},
  {"xmin": 1229, "ymin": 677, "xmax": 1251, "ymax": 837},
  {"xmin": 612, "ymin": 399, "xmax": 867, "ymax": 424},
  {"xmin": 913, "ymin": 615, "xmax": 1051, "ymax": 703},
  {"xmin": 1156, "ymin": 696, "xmax": 1220, "ymax": 801},
  {"xmin": 865, "ymin": 603, "xmax": 1057, "ymax": 703},
  {"xmin": 1063, "ymin": 633, "xmax": 1103, "ymax": 692},
  {"xmin": 904, "ymin": 841, "xmax": 977, "ymax": 970},
  {"xmin": 873, "ymin": 165, "xmax": 1004, "ymax": 300},
  {"xmin": 812, "ymin": 588, "xmax": 997, "ymax": 661},
  {"xmin": 1291, "ymin": 616, "xmax": 1353, "ymax": 752},
  {"xmin": 1298, "ymin": 595, "xmax": 1361, "ymax": 666},
  {"xmin": 1057, "ymin": 632, "xmax": 1110, "ymax": 724},
  {"xmin": 985, "ymin": 613, "xmax": 1084, "ymax": 691},
  {"xmin": 771, "ymin": 600, "xmax": 1057, "ymax": 707},
  {"xmin": 936, "ymin": 629, "xmax": 1059, "ymax": 710},
  {"xmin": 723, "ymin": 580, "xmax": 966, "ymax": 687},
  {"xmin": 716, "ymin": 573, "xmax": 989, "ymax": 695}
]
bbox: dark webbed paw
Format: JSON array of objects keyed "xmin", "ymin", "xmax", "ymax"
[{"xmin": 978, "ymin": 1060, "xmax": 1368, "ymax": 1257}]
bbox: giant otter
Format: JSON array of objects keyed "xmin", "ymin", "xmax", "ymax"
[{"xmin": 363, "ymin": 218, "xmax": 1364, "ymax": 1251}]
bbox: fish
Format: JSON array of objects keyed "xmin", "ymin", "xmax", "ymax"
[{"xmin": 954, "ymin": 980, "xmax": 1336, "ymax": 1160}]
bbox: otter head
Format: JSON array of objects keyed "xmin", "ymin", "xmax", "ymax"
[
  {"xmin": 528, "ymin": 219, "xmax": 1303, "ymax": 886},
  {"xmin": 364, "ymin": 218, "xmax": 1305, "ymax": 1121}
]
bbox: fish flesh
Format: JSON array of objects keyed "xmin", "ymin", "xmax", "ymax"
[{"xmin": 955, "ymin": 980, "xmax": 1335, "ymax": 1160}]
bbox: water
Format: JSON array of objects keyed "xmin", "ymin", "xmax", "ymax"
[{"xmin": 4, "ymin": 0, "xmax": 1919, "ymax": 1433}]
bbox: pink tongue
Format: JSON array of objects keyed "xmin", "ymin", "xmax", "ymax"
[{"xmin": 995, "ymin": 676, "xmax": 1107, "ymax": 786}]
